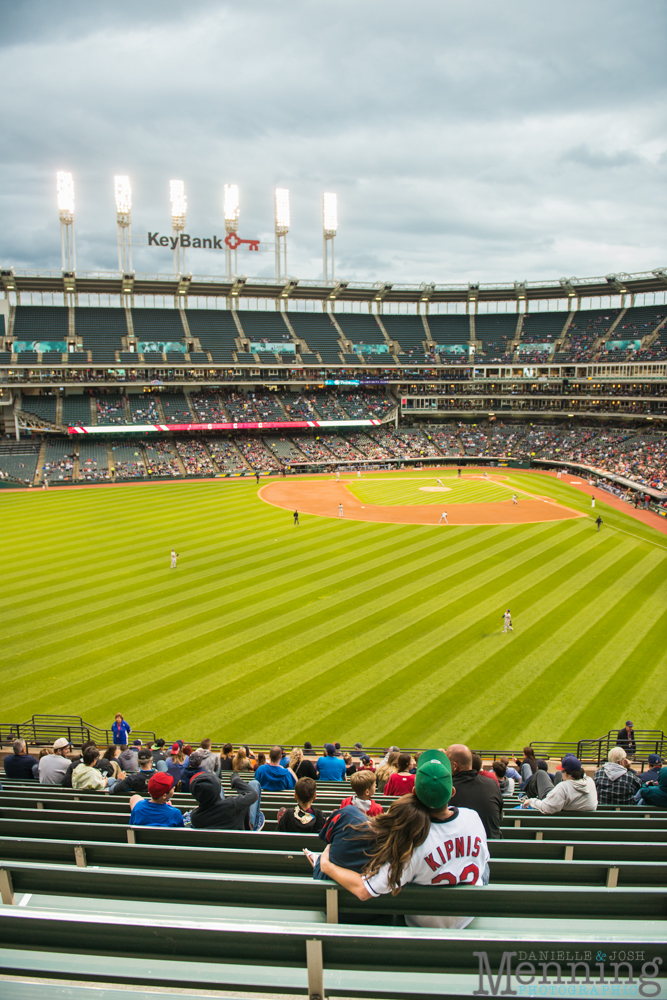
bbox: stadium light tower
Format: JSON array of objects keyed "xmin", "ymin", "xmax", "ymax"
[
  {"xmin": 57, "ymin": 171, "xmax": 76, "ymax": 272},
  {"xmin": 323, "ymin": 192, "xmax": 337, "ymax": 282},
  {"xmin": 170, "ymin": 179, "xmax": 187, "ymax": 274},
  {"xmin": 114, "ymin": 175, "xmax": 132, "ymax": 273},
  {"xmin": 224, "ymin": 183, "xmax": 240, "ymax": 278},
  {"xmin": 274, "ymin": 187, "xmax": 290, "ymax": 279}
]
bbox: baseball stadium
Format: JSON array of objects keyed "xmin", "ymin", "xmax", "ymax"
[{"xmin": 2, "ymin": 2, "xmax": 667, "ymax": 994}]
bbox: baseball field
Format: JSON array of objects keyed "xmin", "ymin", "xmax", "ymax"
[{"xmin": 2, "ymin": 468, "xmax": 666, "ymax": 749}]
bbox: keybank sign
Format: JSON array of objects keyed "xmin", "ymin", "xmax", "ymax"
[{"xmin": 147, "ymin": 232, "xmax": 260, "ymax": 251}]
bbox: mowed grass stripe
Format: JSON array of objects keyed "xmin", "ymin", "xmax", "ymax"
[
  {"xmin": 516, "ymin": 575, "xmax": 667, "ymax": 743},
  {"xmin": 214, "ymin": 523, "xmax": 618, "ymax": 742},
  {"xmin": 7, "ymin": 522, "xmax": 548, "ymax": 720},
  {"xmin": 310, "ymin": 531, "xmax": 637, "ymax": 746},
  {"xmin": 455, "ymin": 547, "xmax": 666, "ymax": 750}
]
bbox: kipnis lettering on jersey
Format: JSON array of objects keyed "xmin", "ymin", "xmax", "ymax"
[{"xmin": 424, "ymin": 834, "xmax": 484, "ymax": 884}]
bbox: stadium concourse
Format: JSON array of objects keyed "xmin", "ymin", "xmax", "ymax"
[{"xmin": 0, "ymin": 730, "xmax": 666, "ymax": 998}]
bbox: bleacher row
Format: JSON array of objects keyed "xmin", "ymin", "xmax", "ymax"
[
  {"xmin": 1, "ymin": 419, "xmax": 665, "ymax": 491},
  {"xmin": 4, "ymin": 304, "xmax": 667, "ymax": 365},
  {"xmin": 0, "ymin": 770, "xmax": 665, "ymax": 998}
]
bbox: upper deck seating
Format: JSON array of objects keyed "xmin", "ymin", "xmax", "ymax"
[
  {"xmin": 131, "ymin": 308, "xmax": 185, "ymax": 341},
  {"xmin": 129, "ymin": 395, "xmax": 160, "ymax": 423},
  {"xmin": 519, "ymin": 311, "xmax": 567, "ymax": 343},
  {"xmin": 475, "ymin": 314, "xmax": 519, "ymax": 360},
  {"xmin": 76, "ymin": 308, "xmax": 127, "ymax": 362},
  {"xmin": 427, "ymin": 313, "xmax": 471, "ymax": 346},
  {"xmin": 287, "ymin": 312, "xmax": 342, "ymax": 363},
  {"xmin": 334, "ymin": 313, "xmax": 386, "ymax": 348},
  {"xmin": 13, "ymin": 306, "xmax": 69, "ymax": 340},
  {"xmin": 185, "ymin": 309, "xmax": 238, "ymax": 363}
]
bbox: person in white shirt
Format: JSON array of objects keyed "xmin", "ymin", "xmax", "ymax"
[
  {"xmin": 439, "ymin": 511, "xmax": 448, "ymax": 523},
  {"xmin": 502, "ymin": 609, "xmax": 513, "ymax": 633},
  {"xmin": 338, "ymin": 503, "xmax": 344, "ymax": 518},
  {"xmin": 39, "ymin": 738, "xmax": 72, "ymax": 785},
  {"xmin": 521, "ymin": 755, "xmax": 597, "ymax": 814},
  {"xmin": 170, "ymin": 549, "xmax": 178, "ymax": 568},
  {"xmin": 319, "ymin": 749, "xmax": 489, "ymax": 929}
]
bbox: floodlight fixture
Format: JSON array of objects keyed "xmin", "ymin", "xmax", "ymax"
[
  {"xmin": 114, "ymin": 175, "xmax": 132, "ymax": 219},
  {"xmin": 323, "ymin": 192, "xmax": 337, "ymax": 236},
  {"xmin": 170, "ymin": 179, "xmax": 187, "ymax": 228},
  {"xmin": 224, "ymin": 184, "xmax": 240, "ymax": 233},
  {"xmin": 274, "ymin": 187, "xmax": 290, "ymax": 280},
  {"xmin": 56, "ymin": 171, "xmax": 76, "ymax": 272},
  {"xmin": 274, "ymin": 188, "xmax": 290, "ymax": 235},
  {"xmin": 57, "ymin": 171, "xmax": 75, "ymax": 220}
]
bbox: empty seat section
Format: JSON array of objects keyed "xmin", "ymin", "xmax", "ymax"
[
  {"xmin": 520, "ymin": 312, "xmax": 567, "ymax": 343},
  {"xmin": 95, "ymin": 394, "xmax": 126, "ymax": 425},
  {"xmin": 41, "ymin": 351, "xmax": 64, "ymax": 363},
  {"xmin": 427, "ymin": 313, "xmax": 471, "ymax": 345},
  {"xmin": 334, "ymin": 313, "xmax": 386, "ymax": 352},
  {"xmin": 62, "ymin": 395, "xmax": 92, "ymax": 427},
  {"xmin": 236, "ymin": 311, "xmax": 294, "ymax": 356},
  {"xmin": 43, "ymin": 439, "xmax": 75, "ymax": 482},
  {"xmin": 186, "ymin": 310, "xmax": 238, "ymax": 363},
  {"xmin": 382, "ymin": 316, "xmax": 426, "ymax": 357},
  {"xmin": 131, "ymin": 309, "xmax": 184, "ymax": 343},
  {"xmin": 14, "ymin": 351, "xmax": 38, "ymax": 364},
  {"xmin": 20, "ymin": 395, "xmax": 57, "ymax": 424},
  {"xmin": 161, "ymin": 393, "xmax": 194, "ymax": 422},
  {"xmin": 129, "ymin": 394, "xmax": 160, "ymax": 424},
  {"xmin": 475, "ymin": 314, "xmax": 518, "ymax": 360},
  {"xmin": 0, "ymin": 441, "xmax": 40, "ymax": 484},
  {"xmin": 287, "ymin": 312, "xmax": 342, "ymax": 363},
  {"xmin": 77, "ymin": 441, "xmax": 110, "ymax": 480},
  {"xmin": 13, "ymin": 306, "xmax": 69, "ymax": 341},
  {"xmin": 615, "ymin": 305, "xmax": 666, "ymax": 341},
  {"xmin": 75, "ymin": 308, "xmax": 127, "ymax": 362},
  {"xmin": 109, "ymin": 442, "xmax": 145, "ymax": 478}
]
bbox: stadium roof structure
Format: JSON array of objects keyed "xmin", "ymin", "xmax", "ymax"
[{"xmin": 2, "ymin": 266, "xmax": 667, "ymax": 305}]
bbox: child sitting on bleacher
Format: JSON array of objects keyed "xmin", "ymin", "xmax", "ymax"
[
  {"xmin": 340, "ymin": 768, "xmax": 383, "ymax": 817},
  {"xmin": 129, "ymin": 772, "xmax": 184, "ymax": 827},
  {"xmin": 277, "ymin": 777, "xmax": 326, "ymax": 833}
]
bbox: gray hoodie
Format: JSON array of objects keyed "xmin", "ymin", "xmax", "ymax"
[
  {"xmin": 118, "ymin": 748, "xmax": 139, "ymax": 773},
  {"xmin": 197, "ymin": 749, "xmax": 220, "ymax": 776},
  {"xmin": 526, "ymin": 774, "xmax": 597, "ymax": 814},
  {"xmin": 600, "ymin": 762, "xmax": 627, "ymax": 782}
]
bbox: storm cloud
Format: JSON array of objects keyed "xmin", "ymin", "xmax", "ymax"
[{"xmin": 0, "ymin": 0, "xmax": 665, "ymax": 284}]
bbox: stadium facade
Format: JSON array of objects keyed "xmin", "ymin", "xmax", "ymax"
[{"xmin": 0, "ymin": 265, "xmax": 665, "ymax": 500}]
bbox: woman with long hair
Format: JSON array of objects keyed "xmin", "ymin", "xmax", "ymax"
[
  {"xmin": 290, "ymin": 747, "xmax": 318, "ymax": 780},
  {"xmin": 374, "ymin": 751, "xmax": 400, "ymax": 792},
  {"xmin": 166, "ymin": 743, "xmax": 187, "ymax": 784},
  {"xmin": 519, "ymin": 746, "xmax": 538, "ymax": 787},
  {"xmin": 102, "ymin": 744, "xmax": 125, "ymax": 780},
  {"xmin": 318, "ymin": 749, "xmax": 489, "ymax": 929},
  {"xmin": 233, "ymin": 747, "xmax": 253, "ymax": 772},
  {"xmin": 219, "ymin": 743, "xmax": 234, "ymax": 771},
  {"xmin": 382, "ymin": 752, "xmax": 415, "ymax": 797}
]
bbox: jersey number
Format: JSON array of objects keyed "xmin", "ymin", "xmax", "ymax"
[{"xmin": 431, "ymin": 863, "xmax": 479, "ymax": 886}]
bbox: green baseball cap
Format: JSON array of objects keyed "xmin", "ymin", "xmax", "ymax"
[{"xmin": 415, "ymin": 749, "xmax": 453, "ymax": 810}]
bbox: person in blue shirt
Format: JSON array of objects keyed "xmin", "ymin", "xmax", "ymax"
[
  {"xmin": 317, "ymin": 744, "xmax": 347, "ymax": 781},
  {"xmin": 112, "ymin": 714, "xmax": 132, "ymax": 745},
  {"xmin": 255, "ymin": 746, "xmax": 297, "ymax": 791},
  {"xmin": 129, "ymin": 772, "xmax": 184, "ymax": 827}
]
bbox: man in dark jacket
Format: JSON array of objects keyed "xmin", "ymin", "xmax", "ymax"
[
  {"xmin": 3, "ymin": 739, "xmax": 39, "ymax": 780},
  {"xmin": 446, "ymin": 743, "xmax": 503, "ymax": 839},
  {"xmin": 189, "ymin": 772, "xmax": 265, "ymax": 831},
  {"xmin": 639, "ymin": 755, "xmax": 663, "ymax": 784},
  {"xmin": 616, "ymin": 721, "xmax": 636, "ymax": 757},
  {"xmin": 110, "ymin": 748, "xmax": 156, "ymax": 796}
]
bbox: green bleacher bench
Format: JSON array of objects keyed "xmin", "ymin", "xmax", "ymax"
[
  {"xmin": 0, "ymin": 835, "xmax": 665, "ymax": 886},
  {"xmin": 1, "ymin": 860, "xmax": 666, "ymax": 919},
  {"xmin": 0, "ymin": 908, "xmax": 664, "ymax": 1000}
]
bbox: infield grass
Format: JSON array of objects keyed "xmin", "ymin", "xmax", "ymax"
[{"xmin": 1, "ymin": 469, "xmax": 665, "ymax": 750}]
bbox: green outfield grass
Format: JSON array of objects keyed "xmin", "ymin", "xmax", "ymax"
[
  {"xmin": 348, "ymin": 474, "xmax": 516, "ymax": 506},
  {"xmin": 1, "ymin": 469, "xmax": 666, "ymax": 750}
]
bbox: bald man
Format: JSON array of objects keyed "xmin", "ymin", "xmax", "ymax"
[{"xmin": 446, "ymin": 744, "xmax": 503, "ymax": 840}]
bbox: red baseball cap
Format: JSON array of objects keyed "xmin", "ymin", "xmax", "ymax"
[{"xmin": 148, "ymin": 772, "xmax": 174, "ymax": 798}]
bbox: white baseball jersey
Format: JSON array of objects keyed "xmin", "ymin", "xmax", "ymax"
[{"xmin": 363, "ymin": 806, "xmax": 488, "ymax": 897}]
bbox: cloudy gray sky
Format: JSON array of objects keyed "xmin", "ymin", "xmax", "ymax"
[{"xmin": 1, "ymin": 0, "xmax": 665, "ymax": 286}]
